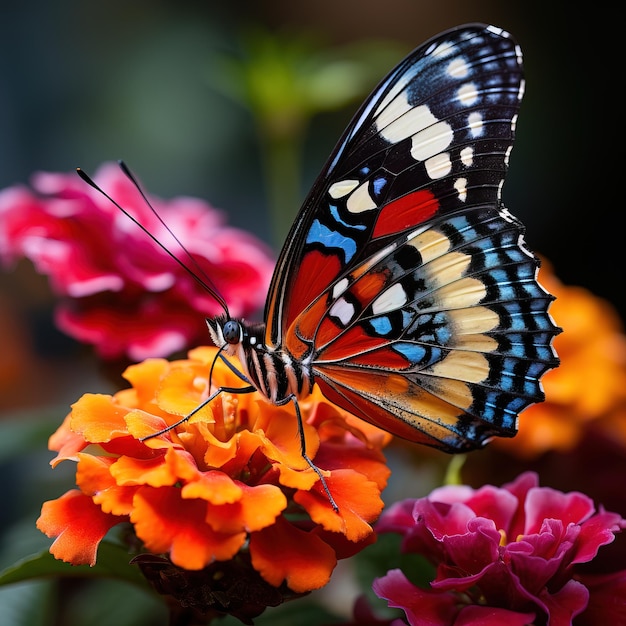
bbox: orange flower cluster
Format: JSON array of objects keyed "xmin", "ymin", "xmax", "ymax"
[
  {"xmin": 37, "ymin": 347, "xmax": 391, "ymax": 598},
  {"xmin": 495, "ymin": 261, "xmax": 626, "ymax": 458}
]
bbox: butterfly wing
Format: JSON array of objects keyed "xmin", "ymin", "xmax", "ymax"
[{"xmin": 264, "ymin": 24, "xmax": 559, "ymax": 452}]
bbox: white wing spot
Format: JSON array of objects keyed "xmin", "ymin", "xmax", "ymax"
[
  {"xmin": 410, "ymin": 120, "xmax": 454, "ymax": 161},
  {"xmin": 487, "ymin": 25, "xmax": 506, "ymax": 37},
  {"xmin": 447, "ymin": 57, "xmax": 469, "ymax": 78},
  {"xmin": 374, "ymin": 73, "xmax": 414, "ymax": 118},
  {"xmin": 425, "ymin": 152, "xmax": 452, "ymax": 179},
  {"xmin": 504, "ymin": 145, "xmax": 513, "ymax": 166},
  {"xmin": 497, "ymin": 178, "xmax": 505, "ymax": 200},
  {"xmin": 468, "ymin": 112, "xmax": 484, "ymax": 137},
  {"xmin": 332, "ymin": 277, "xmax": 350, "ymax": 299},
  {"xmin": 372, "ymin": 282, "xmax": 408, "ymax": 315},
  {"xmin": 329, "ymin": 179, "xmax": 359, "ymax": 199},
  {"xmin": 379, "ymin": 104, "xmax": 438, "ymax": 145},
  {"xmin": 518, "ymin": 232, "xmax": 534, "ymax": 258},
  {"xmin": 457, "ymin": 82, "xmax": 479, "ymax": 106},
  {"xmin": 330, "ymin": 297, "xmax": 355, "ymax": 326},
  {"xmin": 460, "ymin": 146, "xmax": 474, "ymax": 166},
  {"xmin": 499, "ymin": 207, "xmax": 516, "ymax": 223},
  {"xmin": 346, "ymin": 181, "xmax": 377, "ymax": 213},
  {"xmin": 454, "ymin": 177, "xmax": 468, "ymax": 201},
  {"xmin": 375, "ymin": 92, "xmax": 413, "ymax": 132},
  {"xmin": 431, "ymin": 41, "xmax": 457, "ymax": 58}
]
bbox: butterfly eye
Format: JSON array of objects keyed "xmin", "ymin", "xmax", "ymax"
[{"xmin": 222, "ymin": 320, "xmax": 242, "ymax": 345}]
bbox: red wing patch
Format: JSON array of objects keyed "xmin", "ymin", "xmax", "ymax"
[
  {"xmin": 317, "ymin": 325, "xmax": 391, "ymax": 362},
  {"xmin": 372, "ymin": 190, "xmax": 439, "ymax": 238},
  {"xmin": 337, "ymin": 344, "xmax": 411, "ymax": 369},
  {"xmin": 284, "ymin": 249, "xmax": 342, "ymax": 336},
  {"xmin": 351, "ymin": 270, "xmax": 390, "ymax": 304}
]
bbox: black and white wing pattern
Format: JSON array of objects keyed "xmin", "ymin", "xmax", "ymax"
[{"xmin": 254, "ymin": 24, "xmax": 559, "ymax": 452}]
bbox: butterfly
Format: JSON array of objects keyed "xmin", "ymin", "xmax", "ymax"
[{"xmin": 80, "ymin": 24, "xmax": 559, "ymax": 483}]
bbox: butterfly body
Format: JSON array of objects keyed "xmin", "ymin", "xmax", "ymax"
[
  {"xmin": 205, "ymin": 23, "xmax": 559, "ymax": 454},
  {"xmin": 208, "ymin": 315, "xmax": 315, "ymax": 403}
]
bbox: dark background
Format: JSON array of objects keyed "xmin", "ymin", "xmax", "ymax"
[{"xmin": 1, "ymin": 1, "xmax": 622, "ymax": 413}]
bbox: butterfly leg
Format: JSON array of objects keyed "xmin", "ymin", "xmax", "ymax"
[
  {"xmin": 275, "ymin": 394, "xmax": 339, "ymax": 512},
  {"xmin": 139, "ymin": 383, "xmax": 256, "ymax": 441},
  {"xmin": 217, "ymin": 353, "xmax": 252, "ymax": 384},
  {"xmin": 216, "ymin": 353, "xmax": 336, "ymax": 510},
  {"xmin": 141, "ymin": 351, "xmax": 258, "ymax": 441}
]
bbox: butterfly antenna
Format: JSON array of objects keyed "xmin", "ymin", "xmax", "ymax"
[{"xmin": 76, "ymin": 164, "xmax": 230, "ymax": 315}]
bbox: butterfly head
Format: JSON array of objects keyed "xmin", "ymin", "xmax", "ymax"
[{"xmin": 206, "ymin": 315, "xmax": 241, "ymax": 352}]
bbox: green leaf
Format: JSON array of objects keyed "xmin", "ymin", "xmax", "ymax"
[
  {"xmin": 0, "ymin": 542, "xmax": 147, "ymax": 588},
  {"xmin": 0, "ymin": 580, "xmax": 56, "ymax": 626},
  {"xmin": 63, "ymin": 578, "xmax": 166, "ymax": 626}
]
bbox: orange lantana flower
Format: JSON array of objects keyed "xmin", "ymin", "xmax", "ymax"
[
  {"xmin": 495, "ymin": 261, "xmax": 626, "ymax": 458},
  {"xmin": 37, "ymin": 347, "xmax": 391, "ymax": 610}
]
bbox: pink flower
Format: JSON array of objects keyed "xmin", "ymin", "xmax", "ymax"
[
  {"xmin": 373, "ymin": 472, "xmax": 626, "ymax": 626},
  {"xmin": 0, "ymin": 162, "xmax": 274, "ymax": 360}
]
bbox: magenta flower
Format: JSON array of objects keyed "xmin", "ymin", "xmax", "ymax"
[
  {"xmin": 0, "ymin": 162, "xmax": 274, "ymax": 360},
  {"xmin": 373, "ymin": 472, "xmax": 626, "ymax": 626}
]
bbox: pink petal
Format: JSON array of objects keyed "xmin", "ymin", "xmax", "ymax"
[
  {"xmin": 524, "ymin": 487, "xmax": 594, "ymax": 535},
  {"xmin": 573, "ymin": 509, "xmax": 626, "ymax": 564},
  {"xmin": 536, "ymin": 578, "xmax": 589, "ymax": 626},
  {"xmin": 455, "ymin": 605, "xmax": 535, "ymax": 626},
  {"xmin": 374, "ymin": 569, "xmax": 459, "ymax": 626}
]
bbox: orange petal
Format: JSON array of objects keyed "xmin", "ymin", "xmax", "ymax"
[
  {"xmin": 76, "ymin": 453, "xmax": 115, "ymax": 492},
  {"xmin": 76, "ymin": 454, "xmax": 136, "ymax": 516},
  {"xmin": 187, "ymin": 424, "xmax": 250, "ymax": 469},
  {"xmin": 111, "ymin": 447, "xmax": 198, "ymax": 487},
  {"xmin": 181, "ymin": 471, "xmax": 243, "ymax": 505},
  {"xmin": 273, "ymin": 462, "xmax": 320, "ymax": 491},
  {"xmin": 314, "ymin": 525, "xmax": 377, "ymax": 559},
  {"xmin": 36, "ymin": 490, "xmax": 123, "ymax": 566},
  {"xmin": 131, "ymin": 486, "xmax": 246, "ymax": 570},
  {"xmin": 48, "ymin": 413, "xmax": 88, "ymax": 466},
  {"xmin": 295, "ymin": 469, "xmax": 383, "ymax": 542},
  {"xmin": 249, "ymin": 516, "xmax": 337, "ymax": 593},
  {"xmin": 188, "ymin": 346, "xmax": 254, "ymax": 390},
  {"xmin": 157, "ymin": 366, "xmax": 214, "ymax": 423},
  {"xmin": 70, "ymin": 394, "xmax": 130, "ymax": 442},
  {"xmin": 121, "ymin": 358, "xmax": 169, "ymax": 406},
  {"xmin": 257, "ymin": 408, "xmax": 319, "ymax": 469},
  {"xmin": 315, "ymin": 441, "xmax": 391, "ymax": 490},
  {"xmin": 124, "ymin": 409, "xmax": 171, "ymax": 442},
  {"xmin": 307, "ymin": 390, "xmax": 392, "ymax": 449},
  {"xmin": 187, "ymin": 346, "xmax": 218, "ymax": 365},
  {"xmin": 201, "ymin": 483, "xmax": 287, "ymax": 533}
]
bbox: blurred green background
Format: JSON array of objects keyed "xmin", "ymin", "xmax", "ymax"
[{"xmin": 0, "ymin": 1, "xmax": 621, "ymax": 623}]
